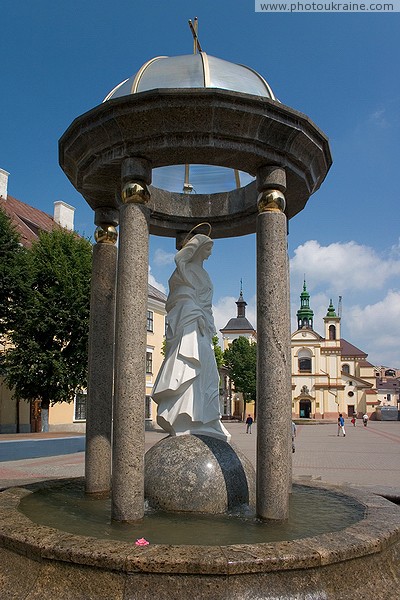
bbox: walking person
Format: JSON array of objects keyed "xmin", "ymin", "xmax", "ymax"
[
  {"xmin": 363, "ymin": 413, "xmax": 368, "ymax": 427},
  {"xmin": 337, "ymin": 413, "xmax": 346, "ymax": 437},
  {"xmin": 246, "ymin": 414, "xmax": 253, "ymax": 434},
  {"xmin": 351, "ymin": 416, "xmax": 356, "ymax": 427}
]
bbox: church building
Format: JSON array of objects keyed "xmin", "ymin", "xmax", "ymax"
[{"xmin": 291, "ymin": 281, "xmax": 377, "ymax": 419}]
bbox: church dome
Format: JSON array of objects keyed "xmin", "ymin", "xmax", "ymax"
[{"xmin": 103, "ymin": 53, "xmax": 276, "ymax": 101}]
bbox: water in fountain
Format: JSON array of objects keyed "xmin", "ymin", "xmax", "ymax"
[{"xmin": 19, "ymin": 480, "xmax": 364, "ymax": 546}]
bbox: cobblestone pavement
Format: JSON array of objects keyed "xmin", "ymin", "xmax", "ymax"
[{"xmin": 1, "ymin": 420, "xmax": 399, "ymax": 497}]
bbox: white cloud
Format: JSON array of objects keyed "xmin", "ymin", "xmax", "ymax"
[
  {"xmin": 290, "ymin": 240, "xmax": 400, "ymax": 294},
  {"xmin": 148, "ymin": 266, "xmax": 166, "ymax": 294},
  {"xmin": 369, "ymin": 108, "xmax": 388, "ymax": 128},
  {"xmin": 153, "ymin": 248, "xmax": 175, "ymax": 267},
  {"xmin": 345, "ymin": 290, "xmax": 400, "ymax": 366},
  {"xmin": 289, "ymin": 240, "xmax": 400, "ymax": 367},
  {"xmin": 212, "ymin": 296, "xmax": 236, "ymax": 341}
]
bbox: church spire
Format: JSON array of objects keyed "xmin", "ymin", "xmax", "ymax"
[
  {"xmin": 326, "ymin": 299, "xmax": 337, "ymax": 317},
  {"xmin": 236, "ymin": 279, "xmax": 247, "ymax": 318},
  {"xmin": 297, "ymin": 279, "xmax": 314, "ymax": 329}
]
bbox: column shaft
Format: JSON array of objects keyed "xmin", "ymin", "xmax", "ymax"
[
  {"xmin": 85, "ymin": 242, "xmax": 117, "ymax": 495},
  {"xmin": 112, "ymin": 203, "xmax": 149, "ymax": 521},
  {"xmin": 256, "ymin": 210, "xmax": 292, "ymax": 520}
]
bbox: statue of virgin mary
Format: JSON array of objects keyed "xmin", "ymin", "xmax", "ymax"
[{"xmin": 152, "ymin": 233, "xmax": 231, "ymax": 442}]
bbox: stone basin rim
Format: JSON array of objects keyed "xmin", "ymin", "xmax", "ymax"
[{"xmin": 1, "ymin": 479, "xmax": 400, "ymax": 576}]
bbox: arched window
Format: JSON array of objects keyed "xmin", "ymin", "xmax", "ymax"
[
  {"xmin": 342, "ymin": 364, "xmax": 350, "ymax": 374},
  {"xmin": 329, "ymin": 325, "xmax": 336, "ymax": 340},
  {"xmin": 298, "ymin": 349, "xmax": 312, "ymax": 373},
  {"xmin": 299, "ymin": 358, "xmax": 312, "ymax": 372},
  {"xmin": 385, "ymin": 369, "xmax": 396, "ymax": 377}
]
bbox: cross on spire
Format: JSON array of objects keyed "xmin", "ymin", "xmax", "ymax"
[{"xmin": 188, "ymin": 17, "xmax": 203, "ymax": 54}]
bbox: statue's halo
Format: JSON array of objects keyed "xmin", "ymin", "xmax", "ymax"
[{"xmin": 182, "ymin": 222, "xmax": 212, "ymax": 247}]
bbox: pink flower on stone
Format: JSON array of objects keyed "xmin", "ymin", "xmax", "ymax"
[{"xmin": 135, "ymin": 537, "xmax": 149, "ymax": 546}]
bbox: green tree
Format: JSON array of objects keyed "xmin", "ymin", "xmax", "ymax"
[
  {"xmin": 3, "ymin": 228, "xmax": 92, "ymax": 431},
  {"xmin": 223, "ymin": 337, "xmax": 257, "ymax": 420},
  {"xmin": 212, "ymin": 335, "xmax": 224, "ymax": 370},
  {"xmin": 0, "ymin": 207, "xmax": 31, "ymax": 431},
  {"xmin": 0, "ymin": 207, "xmax": 29, "ymax": 347}
]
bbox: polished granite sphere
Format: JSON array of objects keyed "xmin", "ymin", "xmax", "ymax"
[{"xmin": 145, "ymin": 434, "xmax": 256, "ymax": 514}]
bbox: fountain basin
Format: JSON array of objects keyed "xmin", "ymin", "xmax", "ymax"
[
  {"xmin": 17, "ymin": 480, "xmax": 364, "ymax": 545},
  {"xmin": 1, "ymin": 480, "xmax": 400, "ymax": 599}
]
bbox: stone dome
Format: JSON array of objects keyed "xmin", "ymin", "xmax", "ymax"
[
  {"xmin": 103, "ymin": 53, "xmax": 276, "ymax": 101},
  {"xmin": 145, "ymin": 434, "xmax": 256, "ymax": 514}
]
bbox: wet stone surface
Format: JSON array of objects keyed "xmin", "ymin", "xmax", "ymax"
[{"xmin": 1, "ymin": 480, "xmax": 400, "ymax": 599}]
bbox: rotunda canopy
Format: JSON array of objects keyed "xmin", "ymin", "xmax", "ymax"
[
  {"xmin": 103, "ymin": 53, "xmax": 277, "ymax": 195},
  {"xmin": 59, "ymin": 49, "xmax": 332, "ymax": 239},
  {"xmin": 103, "ymin": 53, "xmax": 276, "ymax": 102}
]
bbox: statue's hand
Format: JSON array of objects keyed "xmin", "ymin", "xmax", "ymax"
[{"xmin": 198, "ymin": 317, "xmax": 205, "ymax": 336}]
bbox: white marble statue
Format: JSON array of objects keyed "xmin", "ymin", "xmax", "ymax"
[{"xmin": 152, "ymin": 233, "xmax": 231, "ymax": 442}]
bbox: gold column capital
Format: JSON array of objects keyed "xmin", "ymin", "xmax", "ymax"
[
  {"xmin": 94, "ymin": 224, "xmax": 118, "ymax": 244},
  {"xmin": 121, "ymin": 181, "xmax": 150, "ymax": 205},
  {"xmin": 257, "ymin": 189, "xmax": 286, "ymax": 214}
]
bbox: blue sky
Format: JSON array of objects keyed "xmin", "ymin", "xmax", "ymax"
[{"xmin": 1, "ymin": 1, "xmax": 399, "ymax": 366}]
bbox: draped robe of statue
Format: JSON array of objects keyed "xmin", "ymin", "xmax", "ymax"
[{"xmin": 152, "ymin": 234, "xmax": 231, "ymax": 442}]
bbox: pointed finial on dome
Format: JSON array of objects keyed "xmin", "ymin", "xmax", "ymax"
[
  {"xmin": 188, "ymin": 17, "xmax": 202, "ymax": 54},
  {"xmin": 236, "ymin": 280, "xmax": 247, "ymax": 318},
  {"xmin": 326, "ymin": 299, "xmax": 337, "ymax": 318}
]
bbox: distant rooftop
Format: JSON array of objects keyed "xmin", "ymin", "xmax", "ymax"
[
  {"xmin": 1, "ymin": 195, "xmax": 61, "ymax": 248},
  {"xmin": 148, "ymin": 284, "xmax": 167, "ymax": 304},
  {"xmin": 220, "ymin": 317, "xmax": 255, "ymax": 333}
]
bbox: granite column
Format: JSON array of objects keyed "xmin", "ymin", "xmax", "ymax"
[
  {"xmin": 112, "ymin": 158, "xmax": 151, "ymax": 522},
  {"xmin": 256, "ymin": 166, "xmax": 292, "ymax": 521},
  {"xmin": 85, "ymin": 209, "xmax": 118, "ymax": 496}
]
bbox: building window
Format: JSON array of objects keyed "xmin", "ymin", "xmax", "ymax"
[
  {"xmin": 145, "ymin": 395, "xmax": 152, "ymax": 419},
  {"xmin": 74, "ymin": 392, "xmax": 87, "ymax": 421},
  {"xmin": 385, "ymin": 369, "xmax": 396, "ymax": 377},
  {"xmin": 147, "ymin": 310, "xmax": 154, "ymax": 332},
  {"xmin": 342, "ymin": 364, "xmax": 350, "ymax": 374},
  {"xmin": 146, "ymin": 351, "xmax": 153, "ymax": 374},
  {"xmin": 329, "ymin": 325, "xmax": 336, "ymax": 340},
  {"xmin": 299, "ymin": 358, "xmax": 312, "ymax": 373}
]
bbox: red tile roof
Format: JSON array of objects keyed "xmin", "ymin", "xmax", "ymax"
[
  {"xmin": 0, "ymin": 195, "xmax": 61, "ymax": 248},
  {"xmin": 340, "ymin": 339, "xmax": 368, "ymax": 359},
  {"xmin": 359, "ymin": 359, "xmax": 374, "ymax": 367}
]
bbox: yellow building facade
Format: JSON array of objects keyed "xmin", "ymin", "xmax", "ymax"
[
  {"xmin": 48, "ymin": 284, "xmax": 166, "ymax": 432},
  {"xmin": 0, "ymin": 285, "xmax": 166, "ymax": 433}
]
